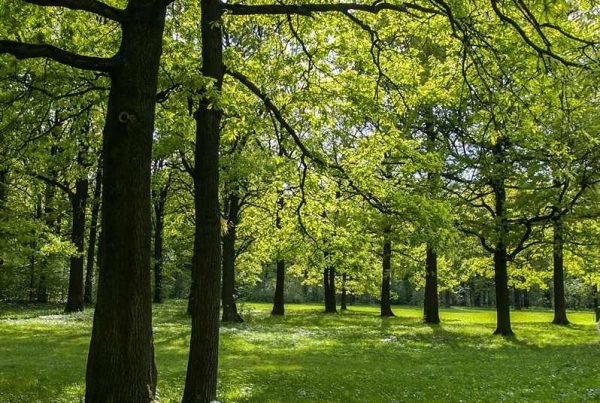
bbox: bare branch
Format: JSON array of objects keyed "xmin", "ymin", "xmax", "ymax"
[
  {"xmin": 222, "ymin": 2, "xmax": 443, "ymax": 17},
  {"xmin": 0, "ymin": 40, "xmax": 113, "ymax": 72}
]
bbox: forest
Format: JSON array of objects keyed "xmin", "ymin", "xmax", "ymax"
[{"xmin": 0, "ymin": 0, "xmax": 599, "ymax": 402}]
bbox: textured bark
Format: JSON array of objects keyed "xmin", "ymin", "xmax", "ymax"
[
  {"xmin": 424, "ymin": 244, "xmax": 440, "ymax": 323},
  {"xmin": 552, "ymin": 217, "xmax": 569, "ymax": 325},
  {"xmin": 271, "ymin": 259, "xmax": 285, "ymax": 315},
  {"xmin": 65, "ymin": 178, "xmax": 88, "ymax": 312},
  {"xmin": 182, "ymin": 0, "xmax": 223, "ymax": 400},
  {"xmin": 222, "ymin": 193, "xmax": 243, "ymax": 323},
  {"xmin": 85, "ymin": 4, "xmax": 167, "ymax": 401},
  {"xmin": 84, "ymin": 168, "xmax": 101, "ymax": 305},
  {"xmin": 340, "ymin": 272, "xmax": 348, "ymax": 311},
  {"xmin": 380, "ymin": 228, "xmax": 394, "ymax": 317}
]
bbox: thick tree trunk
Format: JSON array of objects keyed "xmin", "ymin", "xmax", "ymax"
[
  {"xmin": 84, "ymin": 168, "xmax": 101, "ymax": 305},
  {"xmin": 65, "ymin": 178, "xmax": 89, "ymax": 312},
  {"xmin": 493, "ymin": 245, "xmax": 513, "ymax": 335},
  {"xmin": 85, "ymin": 4, "xmax": 167, "ymax": 401},
  {"xmin": 222, "ymin": 193, "xmax": 243, "ymax": 323},
  {"xmin": 271, "ymin": 259, "xmax": 285, "ymax": 315},
  {"xmin": 424, "ymin": 244, "xmax": 440, "ymax": 323},
  {"xmin": 380, "ymin": 229, "xmax": 394, "ymax": 317},
  {"xmin": 183, "ymin": 1, "xmax": 223, "ymax": 400},
  {"xmin": 340, "ymin": 272, "xmax": 348, "ymax": 311},
  {"xmin": 552, "ymin": 217, "xmax": 569, "ymax": 325}
]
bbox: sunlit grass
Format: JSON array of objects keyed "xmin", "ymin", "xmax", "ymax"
[{"xmin": 0, "ymin": 301, "xmax": 598, "ymax": 402}]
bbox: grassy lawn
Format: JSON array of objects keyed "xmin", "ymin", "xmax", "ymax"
[{"xmin": 0, "ymin": 301, "xmax": 598, "ymax": 402}]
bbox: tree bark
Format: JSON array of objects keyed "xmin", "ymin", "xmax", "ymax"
[
  {"xmin": 271, "ymin": 259, "xmax": 285, "ymax": 315},
  {"xmin": 65, "ymin": 178, "xmax": 88, "ymax": 312},
  {"xmin": 491, "ymin": 139, "xmax": 513, "ymax": 336},
  {"xmin": 424, "ymin": 244, "xmax": 440, "ymax": 323},
  {"xmin": 380, "ymin": 228, "xmax": 394, "ymax": 317},
  {"xmin": 552, "ymin": 217, "xmax": 569, "ymax": 325},
  {"xmin": 183, "ymin": 1, "xmax": 223, "ymax": 400},
  {"xmin": 84, "ymin": 168, "xmax": 101, "ymax": 305},
  {"xmin": 222, "ymin": 193, "xmax": 243, "ymax": 323},
  {"xmin": 85, "ymin": 4, "xmax": 167, "ymax": 401}
]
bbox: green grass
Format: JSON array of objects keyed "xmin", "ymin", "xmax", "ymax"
[{"xmin": 0, "ymin": 301, "xmax": 598, "ymax": 402}]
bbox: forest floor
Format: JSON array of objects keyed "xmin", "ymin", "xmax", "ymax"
[{"xmin": 0, "ymin": 301, "xmax": 598, "ymax": 402}]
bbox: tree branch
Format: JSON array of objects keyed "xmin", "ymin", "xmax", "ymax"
[
  {"xmin": 0, "ymin": 40, "xmax": 113, "ymax": 72},
  {"xmin": 23, "ymin": 0, "xmax": 124, "ymax": 22},
  {"xmin": 222, "ymin": 1, "xmax": 443, "ymax": 17}
]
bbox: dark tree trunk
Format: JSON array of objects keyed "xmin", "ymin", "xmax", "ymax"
[
  {"xmin": 552, "ymin": 217, "xmax": 569, "ymax": 325},
  {"xmin": 271, "ymin": 191, "xmax": 285, "ymax": 316},
  {"xmin": 380, "ymin": 228, "xmax": 394, "ymax": 317},
  {"xmin": 222, "ymin": 193, "xmax": 243, "ymax": 323},
  {"xmin": 271, "ymin": 259, "xmax": 285, "ymax": 315},
  {"xmin": 152, "ymin": 175, "xmax": 169, "ymax": 304},
  {"xmin": 424, "ymin": 244, "xmax": 440, "ymax": 323},
  {"xmin": 85, "ymin": 4, "xmax": 167, "ymax": 401},
  {"xmin": 84, "ymin": 168, "xmax": 102, "ymax": 305},
  {"xmin": 513, "ymin": 287, "xmax": 523, "ymax": 310},
  {"xmin": 523, "ymin": 290, "xmax": 530, "ymax": 309},
  {"xmin": 444, "ymin": 290, "xmax": 451, "ymax": 308},
  {"xmin": 183, "ymin": 1, "xmax": 223, "ymax": 400},
  {"xmin": 323, "ymin": 266, "xmax": 337, "ymax": 313},
  {"xmin": 65, "ymin": 178, "xmax": 89, "ymax": 312},
  {"xmin": 340, "ymin": 272, "xmax": 348, "ymax": 311},
  {"xmin": 491, "ymin": 139, "xmax": 513, "ymax": 336},
  {"xmin": 37, "ymin": 178, "xmax": 56, "ymax": 303},
  {"xmin": 493, "ymin": 245, "xmax": 513, "ymax": 335}
]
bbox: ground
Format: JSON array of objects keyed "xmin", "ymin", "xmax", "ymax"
[{"xmin": 0, "ymin": 301, "xmax": 598, "ymax": 402}]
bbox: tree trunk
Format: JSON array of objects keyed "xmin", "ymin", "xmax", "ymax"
[
  {"xmin": 323, "ymin": 267, "xmax": 337, "ymax": 313},
  {"xmin": 424, "ymin": 244, "xmax": 440, "ymax": 323},
  {"xmin": 492, "ymin": 139, "xmax": 513, "ymax": 336},
  {"xmin": 271, "ymin": 259, "xmax": 285, "ymax": 315},
  {"xmin": 340, "ymin": 272, "xmax": 348, "ymax": 311},
  {"xmin": 222, "ymin": 193, "xmax": 243, "ymax": 323},
  {"xmin": 84, "ymin": 168, "xmax": 101, "ymax": 305},
  {"xmin": 523, "ymin": 289, "xmax": 530, "ymax": 309},
  {"xmin": 85, "ymin": 4, "xmax": 167, "ymax": 401},
  {"xmin": 65, "ymin": 178, "xmax": 88, "ymax": 312},
  {"xmin": 37, "ymin": 178, "xmax": 56, "ymax": 303},
  {"xmin": 552, "ymin": 217, "xmax": 569, "ymax": 325},
  {"xmin": 152, "ymin": 185, "xmax": 167, "ymax": 304},
  {"xmin": 444, "ymin": 290, "xmax": 451, "ymax": 308},
  {"xmin": 493, "ymin": 245, "xmax": 513, "ymax": 335},
  {"xmin": 183, "ymin": 1, "xmax": 223, "ymax": 400},
  {"xmin": 380, "ymin": 228, "xmax": 394, "ymax": 317},
  {"xmin": 513, "ymin": 287, "xmax": 522, "ymax": 310}
]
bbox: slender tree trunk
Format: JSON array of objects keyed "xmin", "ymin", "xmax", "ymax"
[
  {"xmin": 444, "ymin": 290, "xmax": 451, "ymax": 308},
  {"xmin": 593, "ymin": 285, "xmax": 599, "ymax": 322},
  {"xmin": 552, "ymin": 217, "xmax": 569, "ymax": 325},
  {"xmin": 152, "ymin": 184, "xmax": 168, "ymax": 304},
  {"xmin": 84, "ymin": 168, "xmax": 101, "ymax": 305},
  {"xmin": 0, "ymin": 169, "xmax": 7, "ymax": 267},
  {"xmin": 380, "ymin": 228, "xmax": 394, "ymax": 317},
  {"xmin": 523, "ymin": 290, "xmax": 530, "ymax": 309},
  {"xmin": 37, "ymin": 178, "xmax": 56, "ymax": 303},
  {"xmin": 65, "ymin": 178, "xmax": 89, "ymax": 312},
  {"xmin": 513, "ymin": 287, "xmax": 522, "ymax": 310},
  {"xmin": 222, "ymin": 193, "xmax": 243, "ymax": 323},
  {"xmin": 271, "ymin": 259, "xmax": 285, "ymax": 315},
  {"xmin": 323, "ymin": 266, "xmax": 337, "ymax": 313},
  {"xmin": 183, "ymin": 1, "xmax": 223, "ymax": 400},
  {"xmin": 271, "ymin": 191, "xmax": 285, "ymax": 316},
  {"xmin": 85, "ymin": 4, "xmax": 167, "ymax": 401},
  {"xmin": 424, "ymin": 244, "xmax": 440, "ymax": 323},
  {"xmin": 340, "ymin": 272, "xmax": 347, "ymax": 311}
]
